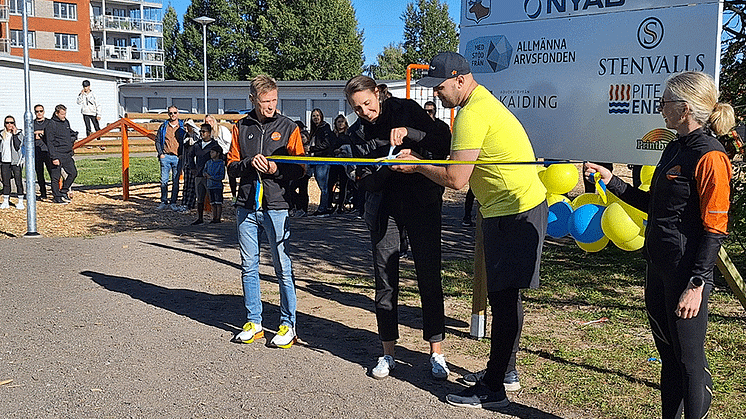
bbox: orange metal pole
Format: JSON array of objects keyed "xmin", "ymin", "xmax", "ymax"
[
  {"xmin": 405, "ymin": 64, "xmax": 430, "ymax": 100},
  {"xmin": 121, "ymin": 122, "xmax": 130, "ymax": 201}
]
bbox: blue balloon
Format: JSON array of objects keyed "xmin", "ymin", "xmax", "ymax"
[
  {"xmin": 547, "ymin": 201, "xmax": 573, "ymax": 238},
  {"xmin": 568, "ymin": 204, "xmax": 605, "ymax": 243}
]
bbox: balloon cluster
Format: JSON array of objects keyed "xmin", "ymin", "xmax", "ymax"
[{"xmin": 540, "ymin": 164, "xmax": 651, "ymax": 252}]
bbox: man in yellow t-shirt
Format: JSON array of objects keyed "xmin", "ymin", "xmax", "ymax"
[{"xmin": 392, "ymin": 52, "xmax": 547, "ymax": 410}]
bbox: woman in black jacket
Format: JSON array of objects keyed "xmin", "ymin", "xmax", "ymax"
[
  {"xmin": 308, "ymin": 108, "xmax": 336, "ymax": 216},
  {"xmin": 586, "ymin": 71, "xmax": 734, "ymax": 419},
  {"xmin": 345, "ymin": 75, "xmax": 452, "ymax": 381}
]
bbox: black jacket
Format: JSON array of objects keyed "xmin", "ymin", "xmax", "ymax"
[
  {"xmin": 44, "ymin": 115, "xmax": 76, "ymax": 160},
  {"xmin": 34, "ymin": 118, "xmax": 49, "ymax": 151},
  {"xmin": 607, "ymin": 128, "xmax": 731, "ymax": 282},
  {"xmin": 309, "ymin": 121, "xmax": 336, "ymax": 157},
  {"xmin": 348, "ymin": 97, "xmax": 451, "ymax": 206},
  {"xmin": 227, "ymin": 111, "xmax": 305, "ymax": 210},
  {"xmin": 188, "ymin": 140, "xmax": 219, "ymax": 175}
]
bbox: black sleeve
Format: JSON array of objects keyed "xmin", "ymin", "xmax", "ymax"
[
  {"xmin": 606, "ymin": 175, "xmax": 650, "ymax": 213},
  {"xmin": 692, "ymin": 232, "xmax": 725, "ymax": 281},
  {"xmin": 45, "ymin": 124, "xmax": 58, "ymax": 160},
  {"xmin": 400, "ymin": 99, "xmax": 451, "ymax": 159}
]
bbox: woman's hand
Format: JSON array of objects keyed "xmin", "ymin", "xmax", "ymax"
[
  {"xmin": 676, "ymin": 285, "xmax": 703, "ymax": 319},
  {"xmin": 389, "ymin": 127, "xmax": 408, "ymax": 147},
  {"xmin": 583, "ymin": 162, "xmax": 613, "ymax": 185}
]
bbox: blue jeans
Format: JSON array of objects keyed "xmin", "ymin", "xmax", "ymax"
[
  {"xmin": 160, "ymin": 154, "xmax": 182, "ymax": 204},
  {"xmin": 236, "ymin": 207, "xmax": 296, "ymax": 327},
  {"xmin": 311, "ymin": 164, "xmax": 330, "ymax": 211}
]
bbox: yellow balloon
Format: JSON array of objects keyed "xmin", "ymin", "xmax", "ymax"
[
  {"xmin": 601, "ymin": 202, "xmax": 640, "ymax": 243},
  {"xmin": 546, "ymin": 193, "xmax": 570, "ymax": 206},
  {"xmin": 607, "ymin": 193, "xmax": 647, "ymax": 230},
  {"xmin": 571, "ymin": 193, "xmax": 605, "ymax": 209},
  {"xmin": 576, "ymin": 236, "xmax": 609, "ymax": 252},
  {"xmin": 640, "ymin": 165, "xmax": 656, "ymax": 185},
  {"xmin": 542, "ymin": 163, "xmax": 579, "ymax": 195},
  {"xmin": 614, "ymin": 234, "xmax": 645, "ymax": 251}
]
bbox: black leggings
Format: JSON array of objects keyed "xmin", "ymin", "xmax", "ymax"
[
  {"xmin": 646, "ymin": 264, "xmax": 712, "ymax": 419},
  {"xmin": 367, "ymin": 192, "xmax": 444, "ymax": 343},
  {"xmin": 1, "ymin": 162, "xmax": 23, "ymax": 197}
]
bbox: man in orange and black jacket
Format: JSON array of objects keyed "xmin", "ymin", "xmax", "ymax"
[{"xmin": 227, "ymin": 75, "xmax": 305, "ymax": 349}]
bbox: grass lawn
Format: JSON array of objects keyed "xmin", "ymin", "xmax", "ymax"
[
  {"xmin": 403, "ymin": 241, "xmax": 746, "ymax": 418},
  {"xmin": 73, "ymin": 157, "xmax": 160, "ymax": 185}
]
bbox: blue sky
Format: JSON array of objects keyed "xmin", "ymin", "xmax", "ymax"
[{"xmin": 162, "ymin": 0, "xmax": 462, "ymax": 66}]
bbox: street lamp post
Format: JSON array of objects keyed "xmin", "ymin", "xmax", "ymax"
[{"xmin": 193, "ymin": 16, "xmax": 215, "ymax": 114}]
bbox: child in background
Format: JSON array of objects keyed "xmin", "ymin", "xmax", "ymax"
[{"xmin": 204, "ymin": 144, "xmax": 225, "ymax": 223}]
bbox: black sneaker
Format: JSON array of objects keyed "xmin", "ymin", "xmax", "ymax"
[
  {"xmin": 53, "ymin": 197, "xmax": 68, "ymax": 205},
  {"xmin": 462, "ymin": 218, "xmax": 475, "ymax": 227},
  {"xmin": 191, "ymin": 219, "xmax": 204, "ymax": 225},
  {"xmin": 463, "ymin": 369, "xmax": 521, "ymax": 392},
  {"xmin": 446, "ymin": 381, "xmax": 510, "ymax": 409}
]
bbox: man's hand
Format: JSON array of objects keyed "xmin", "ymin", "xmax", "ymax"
[
  {"xmin": 159, "ymin": 154, "xmax": 165, "ymax": 159},
  {"xmin": 389, "ymin": 127, "xmax": 408, "ymax": 147},
  {"xmin": 52, "ymin": 159, "xmax": 60, "ymax": 166},
  {"xmin": 96, "ymin": 116, "xmax": 101, "ymax": 121},
  {"xmin": 390, "ymin": 149, "xmax": 421, "ymax": 174},
  {"xmin": 252, "ymin": 154, "xmax": 277, "ymax": 175}
]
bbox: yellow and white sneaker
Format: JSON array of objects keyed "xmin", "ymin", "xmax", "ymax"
[
  {"xmin": 269, "ymin": 325, "xmax": 297, "ymax": 348},
  {"xmin": 234, "ymin": 322, "xmax": 264, "ymax": 343}
]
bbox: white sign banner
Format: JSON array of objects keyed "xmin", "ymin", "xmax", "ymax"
[{"xmin": 459, "ymin": 0, "xmax": 724, "ymax": 165}]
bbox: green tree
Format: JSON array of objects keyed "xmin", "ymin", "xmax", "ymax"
[
  {"xmin": 162, "ymin": 6, "xmax": 191, "ymax": 80},
  {"xmin": 720, "ymin": 1, "xmax": 745, "ymax": 119},
  {"xmin": 369, "ymin": 43, "xmax": 406, "ymax": 80},
  {"xmin": 259, "ymin": 0, "xmax": 364, "ymax": 80},
  {"xmin": 401, "ymin": 0, "xmax": 459, "ymax": 67}
]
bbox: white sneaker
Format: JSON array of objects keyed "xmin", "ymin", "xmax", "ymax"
[
  {"xmin": 269, "ymin": 325, "xmax": 297, "ymax": 349},
  {"xmin": 15, "ymin": 199, "xmax": 24, "ymax": 210},
  {"xmin": 430, "ymin": 352, "xmax": 450, "ymax": 380},
  {"xmin": 372, "ymin": 355, "xmax": 395, "ymax": 379},
  {"xmin": 156, "ymin": 202, "xmax": 168, "ymax": 210},
  {"xmin": 0, "ymin": 197, "xmax": 9, "ymax": 209},
  {"xmin": 233, "ymin": 322, "xmax": 264, "ymax": 343}
]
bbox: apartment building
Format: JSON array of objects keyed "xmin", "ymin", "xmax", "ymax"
[
  {"xmin": 90, "ymin": 0, "xmax": 164, "ymax": 81},
  {"xmin": 0, "ymin": 0, "xmax": 164, "ymax": 81}
]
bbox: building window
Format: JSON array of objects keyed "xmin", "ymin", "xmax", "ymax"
[
  {"xmin": 9, "ymin": 0, "xmax": 34, "ymax": 15},
  {"xmin": 53, "ymin": 2, "xmax": 77, "ymax": 20},
  {"xmin": 10, "ymin": 30, "xmax": 36, "ymax": 48},
  {"xmin": 55, "ymin": 33, "xmax": 78, "ymax": 51}
]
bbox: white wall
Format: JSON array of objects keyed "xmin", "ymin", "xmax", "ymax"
[{"xmin": 0, "ymin": 58, "xmax": 126, "ymax": 139}]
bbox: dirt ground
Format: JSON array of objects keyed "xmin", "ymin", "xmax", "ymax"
[{"xmin": 0, "ymin": 170, "xmax": 607, "ymax": 418}]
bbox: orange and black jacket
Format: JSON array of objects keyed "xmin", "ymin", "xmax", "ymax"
[
  {"xmin": 227, "ymin": 110, "xmax": 305, "ymax": 211},
  {"xmin": 607, "ymin": 128, "xmax": 732, "ymax": 282}
]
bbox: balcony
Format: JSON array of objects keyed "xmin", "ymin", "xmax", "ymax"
[
  {"xmin": 0, "ymin": 38, "xmax": 9, "ymax": 54},
  {"xmin": 93, "ymin": 45, "xmax": 164, "ymax": 63},
  {"xmin": 0, "ymin": 4, "xmax": 9, "ymax": 22},
  {"xmin": 91, "ymin": 15, "xmax": 163, "ymax": 33}
]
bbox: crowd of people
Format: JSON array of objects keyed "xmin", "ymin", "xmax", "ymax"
[
  {"xmin": 1, "ymin": 51, "xmax": 735, "ymax": 417},
  {"xmin": 214, "ymin": 53, "xmax": 734, "ymax": 418}
]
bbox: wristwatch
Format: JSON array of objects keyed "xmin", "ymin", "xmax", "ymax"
[{"xmin": 689, "ymin": 276, "xmax": 704, "ymax": 288}]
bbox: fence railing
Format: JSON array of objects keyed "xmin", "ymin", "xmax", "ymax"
[
  {"xmin": 90, "ymin": 15, "xmax": 163, "ymax": 33},
  {"xmin": 93, "ymin": 46, "xmax": 164, "ymax": 62}
]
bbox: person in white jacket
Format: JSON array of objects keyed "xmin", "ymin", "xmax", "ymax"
[
  {"xmin": 77, "ymin": 80, "xmax": 101, "ymax": 136},
  {"xmin": 0, "ymin": 115, "xmax": 25, "ymax": 209}
]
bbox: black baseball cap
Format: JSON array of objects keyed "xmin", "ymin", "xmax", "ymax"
[
  {"xmin": 82, "ymin": 80, "xmax": 90, "ymax": 87},
  {"xmin": 417, "ymin": 52, "xmax": 471, "ymax": 88}
]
